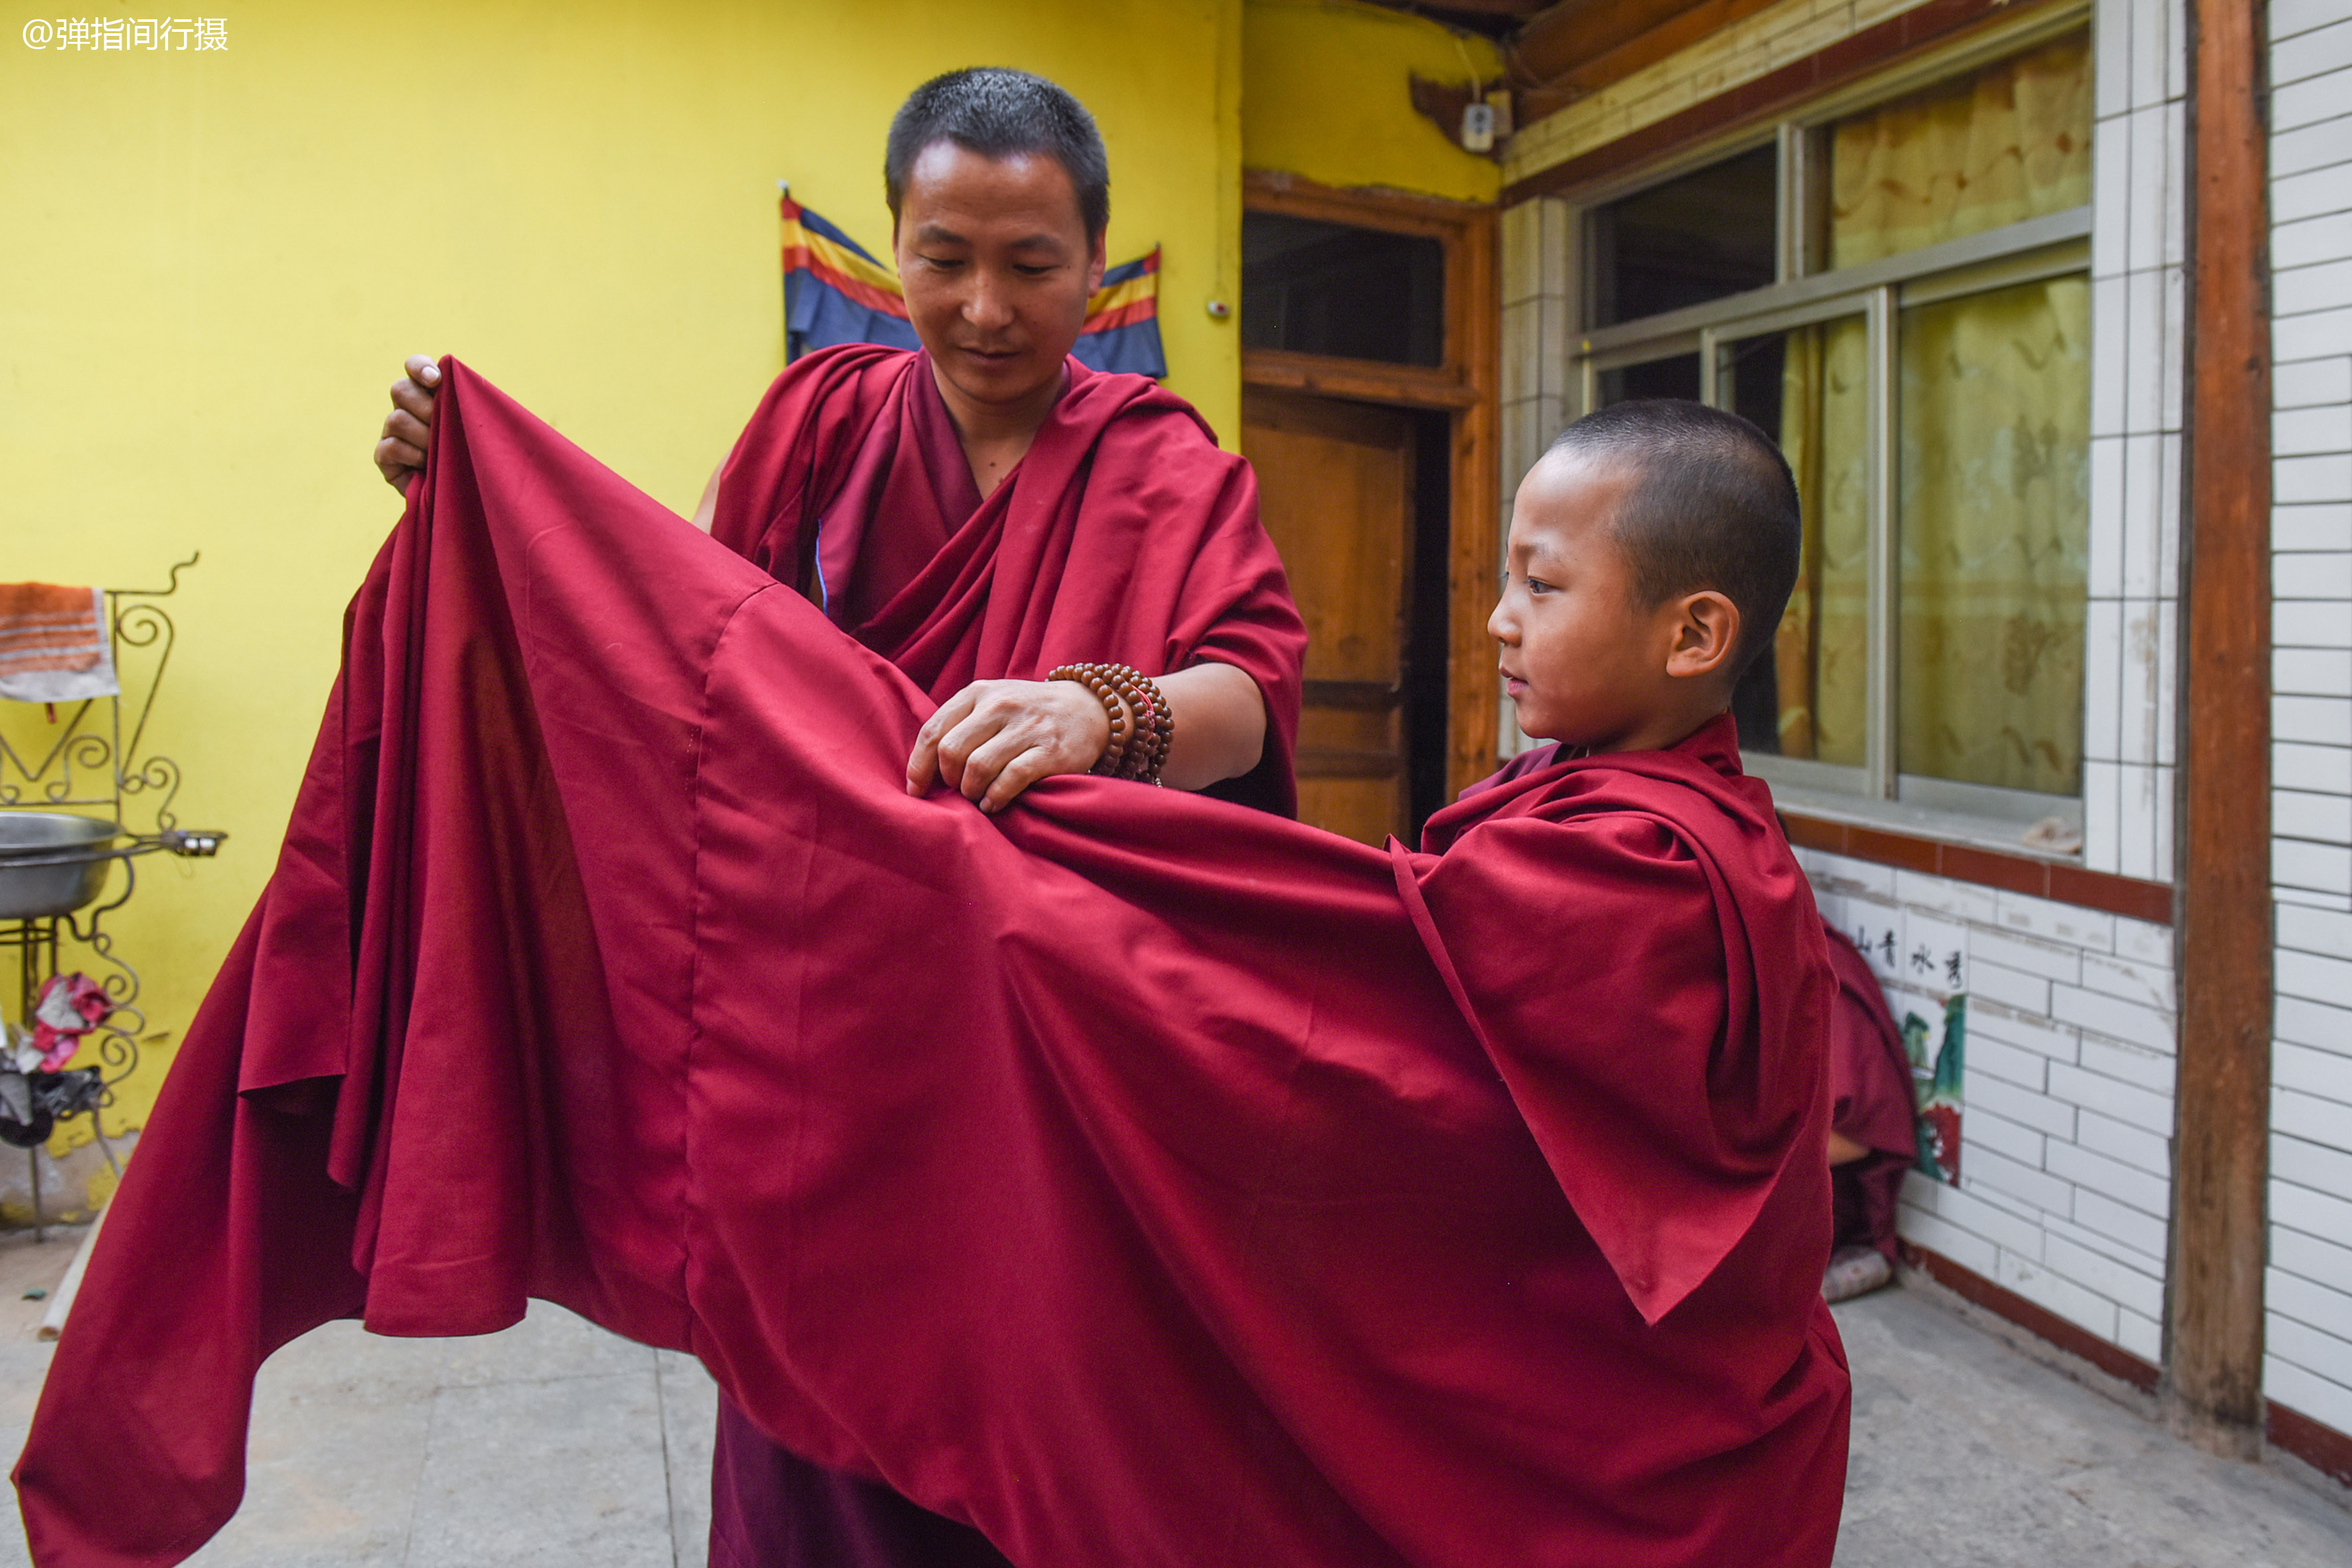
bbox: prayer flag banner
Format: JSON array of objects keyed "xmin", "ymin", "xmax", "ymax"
[{"xmin": 781, "ymin": 192, "xmax": 1167, "ymax": 378}]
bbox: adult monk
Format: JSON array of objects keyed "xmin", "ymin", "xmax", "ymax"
[{"xmin": 372, "ymin": 68, "xmax": 1306, "ymax": 1568}]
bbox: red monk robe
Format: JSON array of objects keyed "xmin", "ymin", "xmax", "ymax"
[
  {"xmin": 15, "ymin": 362, "xmax": 1849, "ymax": 1568},
  {"xmin": 1824, "ymin": 927, "xmax": 1920, "ymax": 1261},
  {"xmin": 701, "ymin": 342, "xmax": 1307, "ymax": 1563}
]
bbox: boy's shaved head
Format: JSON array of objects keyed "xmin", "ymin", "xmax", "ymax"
[{"xmin": 1542, "ymin": 400, "xmax": 1801, "ymax": 678}]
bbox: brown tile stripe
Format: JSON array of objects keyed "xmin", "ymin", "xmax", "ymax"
[
  {"xmin": 1504, "ymin": 0, "xmax": 2055, "ymax": 205},
  {"xmin": 1901, "ymin": 1241, "xmax": 2163, "ymax": 1391},
  {"xmin": 1782, "ymin": 811, "xmax": 2175, "ymax": 925},
  {"xmin": 2270, "ymin": 1399, "xmax": 2352, "ymax": 1489}
]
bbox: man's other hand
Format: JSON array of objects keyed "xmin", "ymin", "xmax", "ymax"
[
  {"xmin": 905, "ymin": 678, "xmax": 1117, "ymax": 815},
  {"xmin": 374, "ymin": 355, "xmax": 441, "ymax": 495}
]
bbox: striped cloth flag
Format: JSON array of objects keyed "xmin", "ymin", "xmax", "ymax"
[
  {"xmin": 781, "ymin": 192, "xmax": 1166, "ymax": 378},
  {"xmin": 0, "ymin": 584, "xmax": 117, "ymax": 704}
]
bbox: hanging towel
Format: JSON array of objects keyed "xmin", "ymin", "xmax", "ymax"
[{"xmin": 0, "ymin": 585, "xmax": 118, "ymax": 704}]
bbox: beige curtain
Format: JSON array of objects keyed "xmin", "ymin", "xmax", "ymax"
[
  {"xmin": 1830, "ymin": 35, "xmax": 2092, "ymax": 269},
  {"xmin": 1897, "ymin": 276, "xmax": 2090, "ymax": 795},
  {"xmin": 1775, "ymin": 319, "xmax": 1870, "ymax": 765}
]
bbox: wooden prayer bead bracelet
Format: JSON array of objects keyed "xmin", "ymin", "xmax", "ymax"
[{"xmin": 1048, "ymin": 663, "xmax": 1174, "ymax": 786}]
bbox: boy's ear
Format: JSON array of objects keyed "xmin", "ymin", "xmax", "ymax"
[{"xmin": 1662, "ymin": 590, "xmax": 1742, "ymax": 683}]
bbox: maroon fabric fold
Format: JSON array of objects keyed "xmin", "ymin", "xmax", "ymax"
[
  {"xmin": 16, "ymin": 360, "xmax": 1847, "ymax": 1568},
  {"xmin": 709, "ymin": 344, "xmax": 1304, "ymax": 814},
  {"xmin": 1824, "ymin": 927, "xmax": 1920, "ymax": 1259}
]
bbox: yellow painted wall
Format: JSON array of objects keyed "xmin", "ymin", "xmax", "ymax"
[
  {"xmin": 1, "ymin": 0, "xmax": 1243, "ymax": 1198},
  {"xmin": 1241, "ymin": 0, "xmax": 1502, "ymax": 201}
]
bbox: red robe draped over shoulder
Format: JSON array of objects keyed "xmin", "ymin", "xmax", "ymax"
[
  {"xmin": 15, "ymin": 362, "xmax": 1849, "ymax": 1568},
  {"xmin": 708, "ymin": 343, "xmax": 1304, "ymax": 813}
]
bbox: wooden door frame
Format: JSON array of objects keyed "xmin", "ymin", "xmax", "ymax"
[{"xmin": 1241, "ymin": 169, "xmax": 1502, "ymax": 801}]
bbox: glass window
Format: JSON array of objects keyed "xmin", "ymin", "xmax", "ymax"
[
  {"xmin": 1570, "ymin": 29, "xmax": 2096, "ymax": 822},
  {"xmin": 1241, "ymin": 215, "xmax": 1445, "ymax": 366},
  {"xmin": 1595, "ymin": 352, "xmax": 1700, "ymax": 406},
  {"xmin": 1715, "ymin": 318, "xmax": 1873, "ymax": 765},
  {"xmin": 1828, "ymin": 34, "xmax": 2092, "ymax": 268},
  {"xmin": 1897, "ymin": 274, "xmax": 2090, "ymax": 794},
  {"xmin": 1589, "ymin": 143, "xmax": 1778, "ymax": 327}
]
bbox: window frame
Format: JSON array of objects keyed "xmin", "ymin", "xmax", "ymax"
[{"xmin": 1565, "ymin": 87, "xmax": 2096, "ymax": 838}]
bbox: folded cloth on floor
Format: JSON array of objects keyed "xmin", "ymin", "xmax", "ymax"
[
  {"xmin": 15, "ymin": 360, "xmax": 1850, "ymax": 1568},
  {"xmin": 0, "ymin": 585, "xmax": 117, "ymax": 704}
]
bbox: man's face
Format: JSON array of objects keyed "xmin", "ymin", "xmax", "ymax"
[
  {"xmin": 894, "ymin": 142, "xmax": 1106, "ymax": 415},
  {"xmin": 1488, "ymin": 451, "xmax": 1679, "ymax": 751}
]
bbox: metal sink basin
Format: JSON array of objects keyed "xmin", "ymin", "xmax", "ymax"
[{"xmin": 0, "ymin": 813, "xmax": 123, "ymax": 919}]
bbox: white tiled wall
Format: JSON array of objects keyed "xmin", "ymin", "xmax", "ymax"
[
  {"xmin": 2084, "ymin": 0, "xmax": 2187, "ymax": 884},
  {"xmin": 2265, "ymin": 0, "xmax": 2352, "ymax": 1447},
  {"xmin": 1801, "ymin": 849, "xmax": 2178, "ymax": 1361}
]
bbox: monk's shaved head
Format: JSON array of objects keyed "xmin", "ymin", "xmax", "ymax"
[
  {"xmin": 1542, "ymin": 400, "xmax": 1801, "ymax": 678},
  {"xmin": 886, "ymin": 68, "xmax": 1111, "ymax": 239}
]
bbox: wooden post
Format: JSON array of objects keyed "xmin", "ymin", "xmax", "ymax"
[{"xmin": 2169, "ymin": 0, "xmax": 2272, "ymax": 1448}]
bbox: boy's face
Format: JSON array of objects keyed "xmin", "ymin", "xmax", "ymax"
[{"xmin": 1489, "ymin": 451, "xmax": 1701, "ymax": 754}]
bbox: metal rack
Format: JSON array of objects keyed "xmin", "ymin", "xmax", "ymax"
[{"xmin": 0, "ymin": 556, "xmax": 225, "ymax": 1235}]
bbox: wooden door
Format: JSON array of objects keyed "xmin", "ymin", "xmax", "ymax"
[{"xmin": 1241, "ymin": 388, "xmax": 1413, "ymax": 844}]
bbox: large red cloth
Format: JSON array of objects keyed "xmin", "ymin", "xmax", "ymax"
[{"xmin": 15, "ymin": 362, "xmax": 1849, "ymax": 1568}]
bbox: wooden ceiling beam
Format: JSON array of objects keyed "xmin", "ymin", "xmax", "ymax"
[
  {"xmin": 1516, "ymin": 0, "xmax": 1784, "ymax": 119},
  {"xmin": 1510, "ymin": 0, "xmax": 1712, "ymax": 82}
]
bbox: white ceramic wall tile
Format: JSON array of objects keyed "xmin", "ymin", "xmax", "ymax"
[
  {"xmin": 1970, "ymin": 927, "xmax": 2083, "ymax": 984},
  {"xmin": 2123, "ymin": 270, "xmax": 2165, "ymax": 434},
  {"xmin": 2274, "ymin": 742, "xmax": 2352, "ymax": 793},
  {"xmin": 2272, "ymin": 551, "xmax": 2352, "ymax": 599},
  {"xmin": 2091, "ymin": 276, "xmax": 2130, "ymax": 437},
  {"xmin": 2044, "ymin": 1231, "xmax": 2166, "ymax": 1320},
  {"xmin": 2274, "ymin": 114, "xmax": 2352, "ymax": 182},
  {"xmin": 1968, "ymin": 1032, "xmax": 2050, "ymax": 1091},
  {"xmin": 2128, "ymin": 0, "xmax": 2169, "ymax": 108},
  {"xmin": 2273, "ymin": 1217, "xmax": 2352, "ymax": 1297},
  {"xmin": 2280, "ymin": 946, "xmax": 2352, "ymax": 1009},
  {"xmin": 2269, "ymin": 1271, "xmax": 2352, "ymax": 1348},
  {"xmin": 2049, "ymin": 1059, "xmax": 2176, "ymax": 1136},
  {"xmin": 2274, "ymin": 837, "xmax": 2352, "ymax": 896},
  {"xmin": 2276, "ymin": 0, "xmax": 2351, "ymax": 45},
  {"xmin": 2125, "ymin": 104, "xmax": 2168, "ymax": 273},
  {"xmin": 2279, "ymin": 902, "xmax": 2352, "ymax": 959},
  {"xmin": 1968, "ymin": 1002, "xmax": 2082, "ymax": 1063},
  {"xmin": 2115, "ymin": 760, "xmax": 2159, "ymax": 881},
  {"xmin": 2280, "ymin": 994, "xmax": 2352, "ymax": 1051},
  {"xmin": 2275, "ymin": 403, "xmax": 2352, "ymax": 457},
  {"xmin": 2276, "ymin": 788, "xmax": 2352, "ymax": 844},
  {"xmin": 2159, "ymin": 266, "xmax": 2186, "ymax": 432},
  {"xmin": 2272, "ymin": 1128, "xmax": 2352, "ymax": 1192},
  {"xmin": 2082, "ymin": 599, "xmax": 2123, "ymax": 763},
  {"xmin": 2077, "ymin": 1034, "xmax": 2176, "ymax": 1091},
  {"xmin": 1964, "ymin": 1105, "xmax": 2048, "ymax": 1170},
  {"xmin": 2280, "ymin": 259, "xmax": 2352, "ymax": 325},
  {"xmin": 2276, "ymin": 693, "xmax": 2352, "ymax": 745},
  {"xmin": 2074, "ymin": 1107, "xmax": 2171, "ymax": 1177},
  {"xmin": 2276, "ymin": 354, "xmax": 2352, "ymax": 408},
  {"xmin": 2277, "ymin": 1039, "xmax": 2352, "ymax": 1103},
  {"xmin": 1968, "ymin": 1146, "xmax": 2077, "ymax": 1215},
  {"xmin": 2272, "ymin": 19, "xmax": 2352, "ymax": 90},
  {"xmin": 2075, "ymin": 1187, "xmax": 2170, "ymax": 1259},
  {"xmin": 1969, "ymin": 958, "xmax": 2054, "ymax": 1016},
  {"xmin": 2094, "ymin": 0, "xmax": 2134, "ymax": 121},
  {"xmin": 1997, "ymin": 1251, "xmax": 2122, "ymax": 1342},
  {"xmin": 2273, "ymin": 165, "xmax": 2352, "ymax": 228},
  {"xmin": 2276, "ymin": 648, "xmax": 2352, "ymax": 697},
  {"xmin": 1969, "ymin": 1073, "xmax": 2078, "ymax": 1138},
  {"xmin": 2274, "ymin": 66, "xmax": 2352, "ymax": 135},
  {"xmin": 2082, "ymin": 757, "xmax": 2121, "ymax": 873},
  {"xmin": 2154, "ymin": 600, "xmax": 2179, "ymax": 768},
  {"xmin": 2275, "ymin": 503, "xmax": 2352, "ymax": 554},
  {"xmin": 2051, "ymin": 983, "xmax": 2177, "ymax": 1054}
]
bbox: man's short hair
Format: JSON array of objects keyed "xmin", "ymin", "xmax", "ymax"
[
  {"xmin": 885, "ymin": 68, "xmax": 1111, "ymax": 240},
  {"xmin": 1545, "ymin": 399, "xmax": 1802, "ymax": 678}
]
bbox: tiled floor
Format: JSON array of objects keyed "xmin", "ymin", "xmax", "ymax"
[{"xmin": 1, "ymin": 1227, "xmax": 2347, "ymax": 1567}]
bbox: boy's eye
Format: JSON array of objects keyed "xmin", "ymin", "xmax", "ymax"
[{"xmin": 1526, "ymin": 577, "xmax": 1557, "ymax": 595}]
